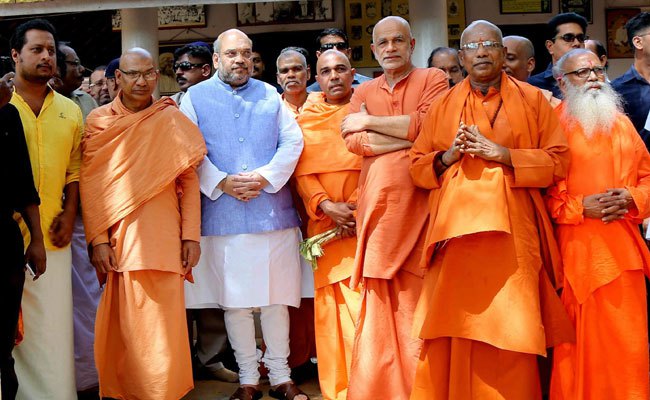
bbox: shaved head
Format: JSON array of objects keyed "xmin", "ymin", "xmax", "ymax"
[
  {"xmin": 503, "ymin": 36, "xmax": 534, "ymax": 59},
  {"xmin": 214, "ymin": 29, "xmax": 251, "ymax": 54},
  {"xmin": 316, "ymin": 49, "xmax": 351, "ymax": 71},
  {"xmin": 461, "ymin": 20, "xmax": 503, "ymax": 45},
  {"xmin": 503, "ymin": 35, "xmax": 536, "ymax": 81},
  {"xmin": 372, "ymin": 16, "xmax": 412, "ymax": 42},
  {"xmin": 120, "ymin": 47, "xmax": 153, "ymax": 68},
  {"xmin": 316, "ymin": 49, "xmax": 355, "ymax": 104}
]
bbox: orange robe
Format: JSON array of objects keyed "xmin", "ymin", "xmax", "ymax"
[
  {"xmin": 409, "ymin": 74, "xmax": 573, "ymax": 399},
  {"xmin": 80, "ymin": 95, "xmax": 206, "ymax": 400},
  {"xmin": 343, "ymin": 68, "xmax": 449, "ymax": 400},
  {"xmin": 547, "ymin": 107, "xmax": 650, "ymax": 400},
  {"xmin": 295, "ymin": 92, "xmax": 363, "ymax": 400}
]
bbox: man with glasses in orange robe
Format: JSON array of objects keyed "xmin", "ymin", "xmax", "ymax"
[
  {"xmin": 409, "ymin": 20, "xmax": 573, "ymax": 399},
  {"xmin": 548, "ymin": 48, "xmax": 650, "ymax": 400},
  {"xmin": 81, "ymin": 48, "xmax": 206, "ymax": 400}
]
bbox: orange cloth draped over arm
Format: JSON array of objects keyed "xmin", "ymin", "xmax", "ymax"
[
  {"xmin": 409, "ymin": 74, "xmax": 574, "ymax": 352},
  {"xmin": 295, "ymin": 93, "xmax": 362, "ymax": 288}
]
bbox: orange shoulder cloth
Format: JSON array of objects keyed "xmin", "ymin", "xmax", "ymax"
[
  {"xmin": 295, "ymin": 92, "xmax": 361, "ymax": 177},
  {"xmin": 80, "ymin": 96, "xmax": 206, "ymax": 243}
]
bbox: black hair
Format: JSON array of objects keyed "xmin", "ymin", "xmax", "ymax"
[
  {"xmin": 10, "ymin": 18, "xmax": 58, "ymax": 52},
  {"xmin": 56, "ymin": 41, "xmax": 71, "ymax": 77},
  {"xmin": 316, "ymin": 28, "xmax": 348, "ymax": 48},
  {"xmin": 173, "ymin": 44, "xmax": 212, "ymax": 66},
  {"xmin": 546, "ymin": 12, "xmax": 588, "ymax": 40},
  {"xmin": 427, "ymin": 47, "xmax": 458, "ymax": 68},
  {"xmin": 625, "ymin": 12, "xmax": 650, "ymax": 51}
]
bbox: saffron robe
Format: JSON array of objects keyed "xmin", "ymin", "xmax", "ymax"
[
  {"xmin": 409, "ymin": 74, "xmax": 573, "ymax": 399},
  {"xmin": 295, "ymin": 92, "xmax": 362, "ymax": 399},
  {"xmin": 547, "ymin": 108, "xmax": 650, "ymax": 400},
  {"xmin": 81, "ymin": 95, "xmax": 206, "ymax": 400},
  {"xmin": 343, "ymin": 67, "xmax": 449, "ymax": 400}
]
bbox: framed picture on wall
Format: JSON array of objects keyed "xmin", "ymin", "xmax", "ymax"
[
  {"xmin": 500, "ymin": 0, "xmax": 551, "ymax": 14},
  {"xmin": 605, "ymin": 8, "xmax": 640, "ymax": 59},
  {"xmin": 112, "ymin": 5, "xmax": 206, "ymax": 31},
  {"xmin": 236, "ymin": 1, "xmax": 334, "ymax": 27},
  {"xmin": 559, "ymin": 0, "xmax": 592, "ymax": 24}
]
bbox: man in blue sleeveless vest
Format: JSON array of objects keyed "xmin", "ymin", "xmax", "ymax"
[{"xmin": 179, "ymin": 29, "xmax": 309, "ymax": 400}]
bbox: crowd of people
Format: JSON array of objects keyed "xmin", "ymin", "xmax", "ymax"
[{"xmin": 1, "ymin": 9, "xmax": 650, "ymax": 400}]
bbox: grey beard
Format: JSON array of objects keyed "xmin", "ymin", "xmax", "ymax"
[{"xmin": 562, "ymin": 78, "xmax": 623, "ymax": 138}]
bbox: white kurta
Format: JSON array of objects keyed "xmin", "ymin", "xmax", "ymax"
[{"xmin": 181, "ymin": 90, "xmax": 311, "ymax": 308}]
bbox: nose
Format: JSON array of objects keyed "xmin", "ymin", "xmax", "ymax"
[
  {"xmin": 175, "ymin": 67, "xmax": 184, "ymax": 76},
  {"xmin": 586, "ymin": 69, "xmax": 599, "ymax": 82}
]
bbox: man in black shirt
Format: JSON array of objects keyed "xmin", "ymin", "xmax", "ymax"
[{"xmin": 0, "ymin": 70, "xmax": 46, "ymax": 400}]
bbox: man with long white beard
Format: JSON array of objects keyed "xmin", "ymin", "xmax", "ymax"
[{"xmin": 547, "ymin": 48, "xmax": 650, "ymax": 399}]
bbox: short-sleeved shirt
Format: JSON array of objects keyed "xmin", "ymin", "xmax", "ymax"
[
  {"xmin": 11, "ymin": 89, "xmax": 83, "ymax": 249},
  {"xmin": 528, "ymin": 63, "xmax": 562, "ymax": 99},
  {"xmin": 612, "ymin": 65, "xmax": 650, "ymax": 146}
]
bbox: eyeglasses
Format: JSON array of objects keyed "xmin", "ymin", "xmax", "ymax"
[
  {"xmin": 89, "ymin": 79, "xmax": 106, "ymax": 88},
  {"xmin": 563, "ymin": 66, "xmax": 606, "ymax": 79},
  {"xmin": 320, "ymin": 42, "xmax": 349, "ymax": 51},
  {"xmin": 553, "ymin": 33, "xmax": 589, "ymax": 43},
  {"xmin": 117, "ymin": 68, "xmax": 158, "ymax": 81},
  {"xmin": 221, "ymin": 50, "xmax": 252, "ymax": 59},
  {"xmin": 174, "ymin": 61, "xmax": 207, "ymax": 71},
  {"xmin": 460, "ymin": 40, "xmax": 503, "ymax": 51}
]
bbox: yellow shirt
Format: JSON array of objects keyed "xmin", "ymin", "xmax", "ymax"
[{"xmin": 11, "ymin": 89, "xmax": 83, "ymax": 250}]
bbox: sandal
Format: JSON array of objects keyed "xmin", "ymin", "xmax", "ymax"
[
  {"xmin": 229, "ymin": 386, "xmax": 263, "ymax": 400},
  {"xmin": 268, "ymin": 381, "xmax": 310, "ymax": 400}
]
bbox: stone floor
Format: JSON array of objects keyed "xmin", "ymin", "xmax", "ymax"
[{"xmin": 183, "ymin": 378, "xmax": 322, "ymax": 400}]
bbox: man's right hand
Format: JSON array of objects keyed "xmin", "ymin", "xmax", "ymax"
[
  {"xmin": 219, "ymin": 174, "xmax": 262, "ymax": 202},
  {"xmin": 319, "ymin": 200, "xmax": 356, "ymax": 228},
  {"xmin": 0, "ymin": 72, "xmax": 14, "ymax": 109},
  {"xmin": 91, "ymin": 243, "xmax": 118, "ymax": 274},
  {"xmin": 583, "ymin": 193, "xmax": 627, "ymax": 222}
]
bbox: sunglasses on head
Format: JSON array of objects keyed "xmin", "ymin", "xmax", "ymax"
[
  {"xmin": 553, "ymin": 33, "xmax": 589, "ymax": 43},
  {"xmin": 174, "ymin": 61, "xmax": 207, "ymax": 71},
  {"xmin": 320, "ymin": 42, "xmax": 349, "ymax": 51}
]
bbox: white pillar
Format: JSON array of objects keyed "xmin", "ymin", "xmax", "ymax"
[
  {"xmin": 120, "ymin": 7, "xmax": 159, "ymax": 96},
  {"xmin": 410, "ymin": 0, "xmax": 447, "ymax": 68}
]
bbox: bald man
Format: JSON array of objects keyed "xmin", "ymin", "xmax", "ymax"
[
  {"xmin": 409, "ymin": 20, "xmax": 571, "ymax": 399},
  {"xmin": 81, "ymin": 48, "xmax": 206, "ymax": 399},
  {"xmin": 342, "ymin": 16, "xmax": 449, "ymax": 400},
  {"xmin": 179, "ymin": 29, "xmax": 308, "ymax": 400},
  {"xmin": 504, "ymin": 35, "xmax": 561, "ymax": 107},
  {"xmin": 427, "ymin": 47, "xmax": 464, "ymax": 87},
  {"xmin": 295, "ymin": 49, "xmax": 362, "ymax": 400}
]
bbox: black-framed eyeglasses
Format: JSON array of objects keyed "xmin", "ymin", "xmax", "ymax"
[
  {"xmin": 553, "ymin": 33, "xmax": 589, "ymax": 43},
  {"xmin": 460, "ymin": 40, "xmax": 503, "ymax": 51},
  {"xmin": 117, "ymin": 68, "xmax": 158, "ymax": 81},
  {"xmin": 174, "ymin": 61, "xmax": 207, "ymax": 71},
  {"xmin": 563, "ymin": 66, "xmax": 606, "ymax": 79},
  {"xmin": 320, "ymin": 42, "xmax": 349, "ymax": 51}
]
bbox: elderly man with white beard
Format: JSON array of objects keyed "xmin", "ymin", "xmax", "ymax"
[{"xmin": 547, "ymin": 48, "xmax": 650, "ymax": 399}]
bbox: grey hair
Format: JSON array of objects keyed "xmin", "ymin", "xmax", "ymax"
[
  {"xmin": 552, "ymin": 48, "xmax": 593, "ymax": 79},
  {"xmin": 460, "ymin": 20, "xmax": 503, "ymax": 46},
  {"xmin": 276, "ymin": 49, "xmax": 308, "ymax": 71}
]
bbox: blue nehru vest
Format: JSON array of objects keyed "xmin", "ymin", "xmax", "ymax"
[{"xmin": 190, "ymin": 75, "xmax": 300, "ymax": 236}]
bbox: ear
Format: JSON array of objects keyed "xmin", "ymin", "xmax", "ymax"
[
  {"xmin": 306, "ymin": 66, "xmax": 311, "ymax": 81},
  {"xmin": 212, "ymin": 52, "xmax": 219, "ymax": 70},
  {"xmin": 350, "ymin": 67, "xmax": 356, "ymax": 77},
  {"xmin": 276, "ymin": 72, "xmax": 282, "ymax": 87},
  {"xmin": 458, "ymin": 50, "xmax": 465, "ymax": 67},
  {"xmin": 11, "ymin": 48, "xmax": 18, "ymax": 64},
  {"xmin": 633, "ymin": 36, "xmax": 644, "ymax": 51},
  {"xmin": 315, "ymin": 50, "xmax": 322, "ymax": 58},
  {"xmin": 201, "ymin": 64, "xmax": 211, "ymax": 77},
  {"xmin": 557, "ymin": 76, "xmax": 566, "ymax": 94},
  {"xmin": 410, "ymin": 37, "xmax": 416, "ymax": 52},
  {"xmin": 545, "ymin": 39, "xmax": 554, "ymax": 56},
  {"xmin": 527, "ymin": 57, "xmax": 535, "ymax": 74}
]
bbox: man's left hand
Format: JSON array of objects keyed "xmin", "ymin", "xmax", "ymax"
[
  {"xmin": 233, "ymin": 172, "xmax": 270, "ymax": 201},
  {"xmin": 341, "ymin": 103, "xmax": 370, "ymax": 137},
  {"xmin": 459, "ymin": 124, "xmax": 511, "ymax": 166},
  {"xmin": 599, "ymin": 188, "xmax": 633, "ymax": 223},
  {"xmin": 49, "ymin": 211, "xmax": 74, "ymax": 247},
  {"xmin": 182, "ymin": 240, "xmax": 201, "ymax": 274}
]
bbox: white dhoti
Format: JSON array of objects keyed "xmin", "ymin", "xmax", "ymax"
[
  {"xmin": 14, "ymin": 247, "xmax": 76, "ymax": 400},
  {"xmin": 185, "ymin": 227, "xmax": 303, "ymax": 309}
]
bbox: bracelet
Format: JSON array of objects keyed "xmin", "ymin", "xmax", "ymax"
[{"xmin": 439, "ymin": 154, "xmax": 450, "ymax": 168}]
